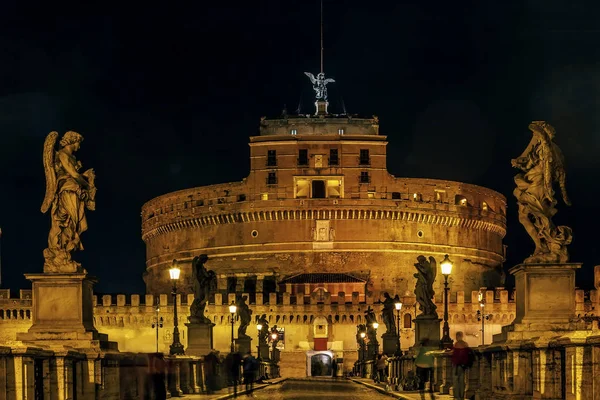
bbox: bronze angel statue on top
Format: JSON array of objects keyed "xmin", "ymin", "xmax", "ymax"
[
  {"xmin": 511, "ymin": 121, "xmax": 572, "ymax": 263},
  {"xmin": 41, "ymin": 131, "xmax": 96, "ymax": 273},
  {"xmin": 304, "ymin": 72, "xmax": 335, "ymax": 101}
]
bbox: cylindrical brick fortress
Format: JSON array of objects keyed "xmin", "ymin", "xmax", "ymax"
[{"xmin": 141, "ymin": 116, "xmax": 506, "ymax": 297}]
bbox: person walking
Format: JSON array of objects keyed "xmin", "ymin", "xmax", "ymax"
[
  {"xmin": 243, "ymin": 352, "xmax": 258, "ymax": 396},
  {"xmin": 225, "ymin": 350, "xmax": 242, "ymax": 397},
  {"xmin": 415, "ymin": 338, "xmax": 435, "ymax": 392},
  {"xmin": 451, "ymin": 331, "xmax": 471, "ymax": 399},
  {"xmin": 376, "ymin": 353, "xmax": 388, "ymax": 384},
  {"xmin": 204, "ymin": 350, "xmax": 221, "ymax": 395}
]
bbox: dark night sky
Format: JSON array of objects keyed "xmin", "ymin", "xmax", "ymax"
[{"xmin": 0, "ymin": 2, "xmax": 599, "ymax": 295}]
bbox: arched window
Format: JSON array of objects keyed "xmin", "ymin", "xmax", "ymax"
[
  {"xmin": 403, "ymin": 313, "xmax": 412, "ymax": 329},
  {"xmin": 455, "ymin": 195, "xmax": 468, "ymax": 206}
]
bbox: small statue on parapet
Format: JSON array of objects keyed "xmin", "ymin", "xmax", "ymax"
[
  {"xmin": 364, "ymin": 306, "xmax": 378, "ymax": 344},
  {"xmin": 511, "ymin": 121, "xmax": 572, "ymax": 263},
  {"xmin": 414, "ymin": 255, "xmax": 438, "ymax": 318},
  {"xmin": 189, "ymin": 254, "xmax": 216, "ymax": 324},
  {"xmin": 380, "ymin": 292, "xmax": 396, "ymax": 335},
  {"xmin": 258, "ymin": 314, "xmax": 269, "ymax": 344},
  {"xmin": 236, "ymin": 295, "xmax": 252, "ymax": 338}
]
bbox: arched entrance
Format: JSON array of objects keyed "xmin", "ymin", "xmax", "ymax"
[{"xmin": 309, "ymin": 352, "xmax": 332, "ymax": 376}]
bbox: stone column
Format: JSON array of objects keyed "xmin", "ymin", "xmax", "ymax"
[
  {"xmin": 43, "ymin": 358, "xmax": 51, "ymax": 399},
  {"xmin": 511, "ymin": 348, "xmax": 533, "ymax": 396},
  {"xmin": 167, "ymin": 359, "xmax": 182, "ymax": 397},
  {"xmin": 179, "ymin": 360, "xmax": 191, "ymax": 394},
  {"xmin": 11, "ymin": 355, "xmax": 27, "ymax": 400},
  {"xmin": 465, "ymin": 351, "xmax": 481, "ymax": 398},
  {"xmin": 439, "ymin": 354, "xmax": 453, "ymax": 394},
  {"xmin": 190, "ymin": 362, "xmax": 202, "ymax": 393},
  {"xmin": 477, "ymin": 351, "xmax": 492, "ymax": 398}
]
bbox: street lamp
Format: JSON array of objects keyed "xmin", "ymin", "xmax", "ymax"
[
  {"xmin": 477, "ymin": 291, "xmax": 491, "ymax": 346},
  {"xmin": 360, "ymin": 331, "xmax": 366, "ymax": 377},
  {"xmin": 372, "ymin": 321, "xmax": 379, "ymax": 362},
  {"xmin": 440, "ymin": 254, "xmax": 453, "ymax": 349},
  {"xmin": 229, "ymin": 301, "xmax": 237, "ymax": 353},
  {"xmin": 169, "ymin": 261, "xmax": 185, "ymax": 355},
  {"xmin": 151, "ymin": 300, "xmax": 163, "ymax": 353},
  {"xmin": 394, "ymin": 295, "xmax": 402, "ymax": 354},
  {"xmin": 257, "ymin": 323, "xmax": 263, "ymax": 358},
  {"xmin": 270, "ymin": 328, "xmax": 279, "ymax": 361}
]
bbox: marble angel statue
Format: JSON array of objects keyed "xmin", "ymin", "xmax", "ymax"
[
  {"xmin": 41, "ymin": 131, "xmax": 96, "ymax": 273},
  {"xmin": 414, "ymin": 255, "xmax": 437, "ymax": 317},
  {"xmin": 511, "ymin": 121, "xmax": 572, "ymax": 263}
]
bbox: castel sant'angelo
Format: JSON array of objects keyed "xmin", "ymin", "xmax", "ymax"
[{"xmin": 1, "ymin": 70, "xmax": 518, "ymax": 378}]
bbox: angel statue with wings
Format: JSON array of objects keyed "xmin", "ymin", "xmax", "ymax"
[
  {"xmin": 512, "ymin": 121, "xmax": 572, "ymax": 263},
  {"xmin": 414, "ymin": 255, "xmax": 437, "ymax": 317},
  {"xmin": 304, "ymin": 71, "xmax": 335, "ymax": 101},
  {"xmin": 41, "ymin": 131, "xmax": 96, "ymax": 273},
  {"xmin": 189, "ymin": 254, "xmax": 217, "ymax": 324}
]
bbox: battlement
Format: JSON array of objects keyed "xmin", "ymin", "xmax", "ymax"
[{"xmin": 2, "ymin": 288, "xmax": 597, "ymax": 325}]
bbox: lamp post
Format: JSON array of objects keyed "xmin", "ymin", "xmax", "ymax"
[
  {"xmin": 394, "ymin": 295, "xmax": 402, "ymax": 354},
  {"xmin": 257, "ymin": 323, "xmax": 262, "ymax": 358},
  {"xmin": 169, "ymin": 261, "xmax": 185, "ymax": 355},
  {"xmin": 477, "ymin": 291, "xmax": 491, "ymax": 345},
  {"xmin": 372, "ymin": 321, "xmax": 379, "ymax": 357},
  {"xmin": 440, "ymin": 254, "xmax": 454, "ymax": 349},
  {"xmin": 270, "ymin": 328, "xmax": 279, "ymax": 361},
  {"xmin": 229, "ymin": 302, "xmax": 237, "ymax": 353},
  {"xmin": 360, "ymin": 331, "xmax": 366, "ymax": 377},
  {"xmin": 151, "ymin": 300, "xmax": 163, "ymax": 353}
]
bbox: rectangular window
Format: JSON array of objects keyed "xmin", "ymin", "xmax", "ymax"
[
  {"xmin": 267, "ymin": 172, "xmax": 278, "ymax": 185},
  {"xmin": 267, "ymin": 150, "xmax": 277, "ymax": 166},
  {"xmin": 359, "ymin": 149, "xmax": 370, "ymax": 165},
  {"xmin": 298, "ymin": 149, "xmax": 308, "ymax": 166},
  {"xmin": 391, "ymin": 192, "xmax": 401, "ymax": 200},
  {"xmin": 338, "ymin": 128, "xmax": 344, "ymax": 135},
  {"xmin": 329, "ymin": 149, "xmax": 339, "ymax": 166},
  {"xmin": 360, "ymin": 171, "xmax": 370, "ymax": 184},
  {"xmin": 290, "ymin": 129, "xmax": 297, "ymax": 135}
]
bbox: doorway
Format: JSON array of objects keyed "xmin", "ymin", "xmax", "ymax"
[
  {"xmin": 312, "ymin": 180, "xmax": 326, "ymax": 198},
  {"xmin": 310, "ymin": 353, "xmax": 332, "ymax": 376}
]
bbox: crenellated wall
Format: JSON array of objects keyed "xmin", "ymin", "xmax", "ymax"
[{"xmin": 4, "ymin": 287, "xmax": 598, "ymax": 357}]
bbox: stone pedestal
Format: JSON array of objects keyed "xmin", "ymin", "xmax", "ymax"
[
  {"xmin": 235, "ymin": 335, "xmax": 252, "ymax": 355},
  {"xmin": 257, "ymin": 343, "xmax": 270, "ymax": 360},
  {"xmin": 17, "ymin": 273, "xmax": 117, "ymax": 350},
  {"xmin": 367, "ymin": 343, "xmax": 378, "ymax": 359},
  {"xmin": 513, "ymin": 263, "xmax": 580, "ymax": 325},
  {"xmin": 381, "ymin": 333, "xmax": 399, "ymax": 355},
  {"xmin": 185, "ymin": 322, "xmax": 215, "ymax": 356},
  {"xmin": 494, "ymin": 263, "xmax": 583, "ymax": 343},
  {"xmin": 414, "ymin": 315, "xmax": 441, "ymax": 348}
]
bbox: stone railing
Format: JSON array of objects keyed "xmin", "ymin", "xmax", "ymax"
[
  {"xmin": 0, "ymin": 345, "xmax": 273, "ymax": 399},
  {"xmin": 365, "ymin": 331, "xmax": 600, "ymax": 399}
]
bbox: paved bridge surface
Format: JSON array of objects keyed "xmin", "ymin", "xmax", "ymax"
[{"xmin": 187, "ymin": 378, "xmax": 403, "ymax": 399}]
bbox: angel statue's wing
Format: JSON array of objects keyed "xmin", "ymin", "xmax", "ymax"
[
  {"xmin": 428, "ymin": 256, "xmax": 437, "ymax": 284},
  {"xmin": 324, "ymin": 78, "xmax": 335, "ymax": 84},
  {"xmin": 41, "ymin": 131, "xmax": 59, "ymax": 213},
  {"xmin": 304, "ymin": 72, "xmax": 316, "ymax": 84}
]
